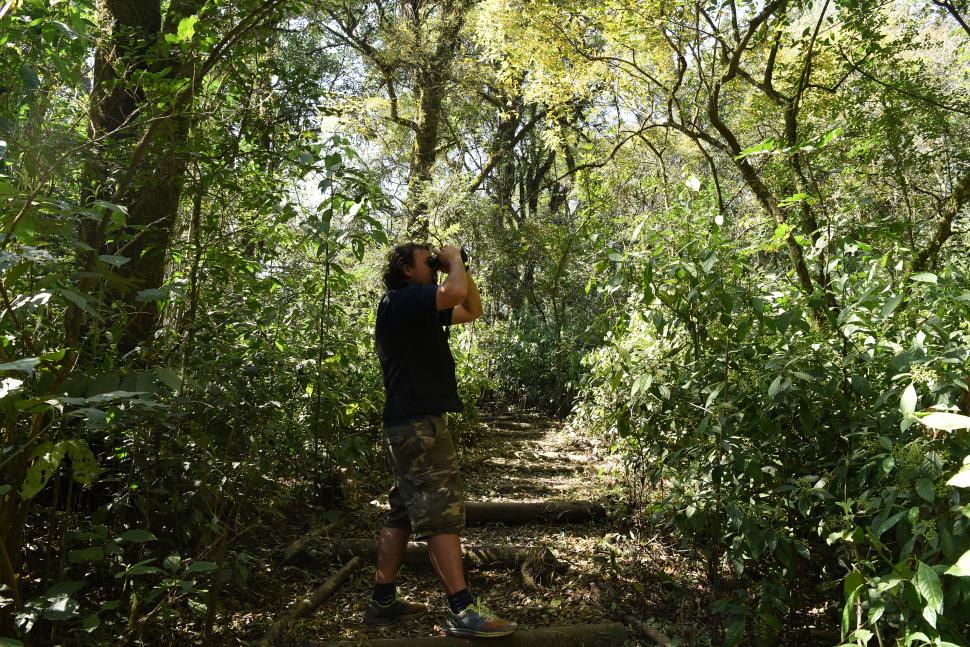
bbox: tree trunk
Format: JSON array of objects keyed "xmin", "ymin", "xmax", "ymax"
[{"xmin": 82, "ymin": 0, "xmax": 204, "ymax": 356}]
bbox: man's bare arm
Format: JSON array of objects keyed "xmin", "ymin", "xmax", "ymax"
[
  {"xmin": 436, "ymin": 246, "xmax": 467, "ymax": 310},
  {"xmin": 452, "ymin": 273, "xmax": 482, "ymax": 324}
]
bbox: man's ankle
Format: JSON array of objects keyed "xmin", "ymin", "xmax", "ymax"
[
  {"xmin": 447, "ymin": 588, "xmax": 474, "ymax": 614},
  {"xmin": 372, "ymin": 581, "xmax": 396, "ymax": 605}
]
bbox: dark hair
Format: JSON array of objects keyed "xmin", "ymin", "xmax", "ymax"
[{"xmin": 382, "ymin": 243, "xmax": 430, "ymax": 289}]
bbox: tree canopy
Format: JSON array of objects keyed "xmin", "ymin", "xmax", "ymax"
[{"xmin": 1, "ymin": 0, "xmax": 969, "ymax": 644}]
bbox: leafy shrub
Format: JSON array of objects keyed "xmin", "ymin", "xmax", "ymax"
[{"xmin": 571, "ymin": 233, "xmax": 970, "ymax": 644}]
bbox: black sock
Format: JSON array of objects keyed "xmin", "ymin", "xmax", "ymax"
[
  {"xmin": 447, "ymin": 588, "xmax": 474, "ymax": 614},
  {"xmin": 372, "ymin": 581, "xmax": 396, "ymax": 605}
]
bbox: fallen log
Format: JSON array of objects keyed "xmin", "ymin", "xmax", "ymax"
[
  {"xmin": 623, "ymin": 614, "xmax": 671, "ymax": 646},
  {"xmin": 314, "ymin": 622, "xmax": 628, "ymax": 646},
  {"xmin": 261, "ymin": 556, "xmax": 361, "ymax": 646},
  {"xmin": 329, "ymin": 539, "xmax": 559, "ymax": 570},
  {"xmin": 465, "ymin": 501, "xmax": 606, "ymax": 524},
  {"xmin": 283, "ymin": 518, "xmax": 341, "ymax": 562}
]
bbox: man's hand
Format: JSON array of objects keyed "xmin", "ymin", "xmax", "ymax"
[{"xmin": 437, "ymin": 245, "xmax": 463, "ymax": 273}]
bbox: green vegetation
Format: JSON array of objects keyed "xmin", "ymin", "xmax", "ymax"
[{"xmin": 0, "ymin": 0, "xmax": 968, "ymax": 644}]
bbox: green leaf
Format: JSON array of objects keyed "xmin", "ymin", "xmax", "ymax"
[
  {"xmin": 63, "ymin": 439, "xmax": 100, "ymax": 485},
  {"xmin": 98, "ymin": 254, "xmax": 129, "ymax": 267},
  {"xmin": 768, "ymin": 375, "xmax": 785, "ymax": 397},
  {"xmin": 914, "ymin": 561, "xmax": 943, "ymax": 622},
  {"xmin": 882, "ymin": 455, "xmax": 895, "ymax": 475},
  {"xmin": 115, "ymin": 558, "xmax": 163, "ymax": 577},
  {"xmin": 881, "ymin": 293, "xmax": 904, "ymax": 317},
  {"xmin": 68, "ymin": 547, "xmax": 104, "ymax": 563},
  {"xmin": 183, "ymin": 561, "xmax": 217, "ymax": 575},
  {"xmin": 85, "ymin": 390, "xmax": 144, "ymax": 404},
  {"xmin": 117, "ymin": 529, "xmax": 157, "ymax": 543},
  {"xmin": 21, "ymin": 441, "xmax": 67, "ymax": 499},
  {"xmin": 0, "ymin": 638, "xmax": 25, "ymax": 646},
  {"xmin": 947, "ymin": 467, "xmax": 970, "ymax": 488},
  {"xmin": 910, "ymin": 272, "xmax": 937, "ymax": 284},
  {"xmin": 0, "ymin": 378, "xmax": 24, "ymax": 399},
  {"xmin": 176, "ymin": 15, "xmax": 199, "ymax": 42},
  {"xmin": 136, "ymin": 288, "xmax": 167, "ymax": 302},
  {"xmin": 778, "ymin": 192, "xmax": 813, "ymax": 208},
  {"xmin": 874, "ymin": 509, "xmax": 906, "ymax": 536},
  {"xmin": 917, "ymin": 412, "xmax": 970, "ymax": 431},
  {"xmin": 944, "ymin": 549, "xmax": 970, "ymax": 577},
  {"xmin": 59, "ymin": 288, "xmax": 97, "ymax": 315},
  {"xmin": 844, "ymin": 570, "xmax": 864, "ymax": 596},
  {"xmin": 21, "ymin": 64, "xmax": 40, "ymax": 90},
  {"xmin": 900, "ymin": 383, "xmax": 916, "ymax": 416},
  {"xmin": 0, "ymin": 357, "xmax": 41, "ymax": 374},
  {"xmin": 163, "ymin": 555, "xmax": 182, "ymax": 572},
  {"xmin": 736, "ymin": 138, "xmax": 777, "ymax": 158},
  {"xmin": 915, "ymin": 478, "xmax": 934, "ymax": 503},
  {"xmin": 90, "ymin": 201, "xmax": 127, "ymax": 217},
  {"xmin": 42, "ymin": 593, "xmax": 80, "ymax": 620},
  {"xmin": 154, "ymin": 367, "xmax": 183, "ymax": 392},
  {"xmin": 45, "ymin": 580, "xmax": 84, "ymax": 596},
  {"xmin": 82, "ymin": 614, "xmax": 100, "ymax": 632}
]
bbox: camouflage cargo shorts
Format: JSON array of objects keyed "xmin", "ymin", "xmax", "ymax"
[{"xmin": 383, "ymin": 414, "xmax": 466, "ymax": 540}]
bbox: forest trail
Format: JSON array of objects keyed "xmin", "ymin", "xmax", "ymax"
[{"xmin": 255, "ymin": 413, "xmax": 670, "ymax": 646}]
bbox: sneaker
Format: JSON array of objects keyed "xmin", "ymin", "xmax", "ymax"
[
  {"xmin": 442, "ymin": 601, "xmax": 518, "ymax": 638},
  {"xmin": 363, "ymin": 596, "xmax": 427, "ymax": 626}
]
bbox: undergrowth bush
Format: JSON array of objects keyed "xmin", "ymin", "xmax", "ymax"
[{"xmin": 571, "ymin": 232, "xmax": 970, "ymax": 645}]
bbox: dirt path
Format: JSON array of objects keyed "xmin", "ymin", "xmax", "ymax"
[{"xmin": 259, "ymin": 412, "xmax": 662, "ymax": 645}]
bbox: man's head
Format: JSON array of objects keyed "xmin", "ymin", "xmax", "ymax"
[{"xmin": 382, "ymin": 243, "xmax": 436, "ymax": 289}]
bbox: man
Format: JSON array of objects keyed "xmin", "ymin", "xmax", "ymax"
[{"xmin": 365, "ymin": 243, "xmax": 518, "ymax": 639}]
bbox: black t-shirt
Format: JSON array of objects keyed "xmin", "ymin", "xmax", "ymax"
[{"xmin": 375, "ymin": 283, "xmax": 463, "ymax": 421}]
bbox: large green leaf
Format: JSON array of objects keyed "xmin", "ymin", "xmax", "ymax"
[
  {"xmin": 874, "ymin": 509, "xmax": 907, "ymax": 536},
  {"xmin": 917, "ymin": 412, "xmax": 970, "ymax": 431},
  {"xmin": 947, "ymin": 467, "xmax": 970, "ymax": 488},
  {"xmin": 63, "ymin": 439, "xmax": 101, "ymax": 485},
  {"xmin": 915, "ymin": 478, "xmax": 935, "ymax": 503},
  {"xmin": 21, "ymin": 442, "xmax": 67, "ymax": 499},
  {"xmin": 68, "ymin": 547, "xmax": 104, "ymax": 563},
  {"xmin": 0, "ymin": 358, "xmax": 41, "ymax": 374},
  {"xmin": 0, "ymin": 378, "xmax": 23, "ymax": 399},
  {"xmin": 913, "ymin": 560, "xmax": 943, "ymax": 620},
  {"xmin": 899, "ymin": 383, "xmax": 916, "ymax": 416},
  {"xmin": 944, "ymin": 549, "xmax": 970, "ymax": 577},
  {"xmin": 117, "ymin": 529, "xmax": 157, "ymax": 543}
]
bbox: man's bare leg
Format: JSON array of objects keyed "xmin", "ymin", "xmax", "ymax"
[
  {"xmin": 427, "ymin": 533, "xmax": 467, "ymax": 594},
  {"xmin": 365, "ymin": 527, "xmax": 426, "ymax": 625},
  {"xmin": 375, "ymin": 527, "xmax": 410, "ymax": 583}
]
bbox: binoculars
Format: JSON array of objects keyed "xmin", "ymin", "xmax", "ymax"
[{"xmin": 428, "ymin": 247, "xmax": 469, "ymax": 271}]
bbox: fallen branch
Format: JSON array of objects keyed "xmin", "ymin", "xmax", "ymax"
[
  {"xmin": 329, "ymin": 539, "xmax": 560, "ymax": 570},
  {"xmin": 261, "ymin": 556, "xmax": 362, "ymax": 646},
  {"xmin": 314, "ymin": 622, "xmax": 628, "ymax": 645},
  {"xmin": 465, "ymin": 501, "xmax": 606, "ymax": 525},
  {"xmin": 623, "ymin": 614, "xmax": 672, "ymax": 646},
  {"xmin": 283, "ymin": 518, "xmax": 341, "ymax": 562}
]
